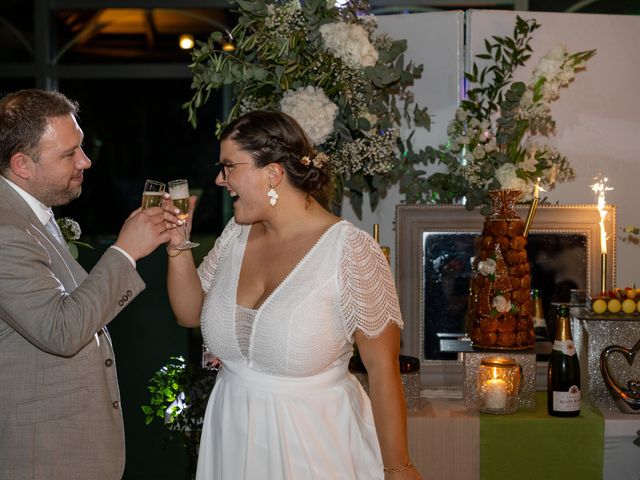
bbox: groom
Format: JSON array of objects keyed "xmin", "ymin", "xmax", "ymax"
[{"xmin": 0, "ymin": 89, "xmax": 170, "ymax": 479}]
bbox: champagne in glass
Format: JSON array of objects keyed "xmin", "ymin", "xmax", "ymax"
[
  {"xmin": 168, "ymin": 179, "xmax": 199, "ymax": 250},
  {"xmin": 141, "ymin": 179, "xmax": 165, "ymax": 209}
]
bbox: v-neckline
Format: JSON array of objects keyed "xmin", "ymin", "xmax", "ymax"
[{"xmin": 236, "ymin": 220, "xmax": 345, "ymax": 313}]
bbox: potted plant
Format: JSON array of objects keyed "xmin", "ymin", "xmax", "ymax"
[{"xmin": 141, "ymin": 356, "xmax": 217, "ymax": 480}]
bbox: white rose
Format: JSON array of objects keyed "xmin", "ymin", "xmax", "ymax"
[
  {"xmin": 495, "ymin": 163, "xmax": 528, "ymax": 192},
  {"xmin": 484, "ymin": 138, "xmax": 497, "ymax": 153},
  {"xmin": 280, "ymin": 86, "xmax": 338, "ymax": 145},
  {"xmin": 456, "ymin": 108, "xmax": 468, "ymax": 122},
  {"xmin": 473, "ymin": 145, "xmax": 486, "ymax": 160},
  {"xmin": 492, "ymin": 295, "xmax": 512, "ymax": 313},
  {"xmin": 477, "ymin": 258, "xmax": 497, "ymax": 276}
]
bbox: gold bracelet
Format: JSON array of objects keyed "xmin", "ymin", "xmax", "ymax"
[
  {"xmin": 166, "ymin": 247, "xmax": 183, "ymax": 258},
  {"xmin": 383, "ymin": 461, "xmax": 413, "ymax": 474}
]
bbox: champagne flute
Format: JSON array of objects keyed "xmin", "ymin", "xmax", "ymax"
[
  {"xmin": 168, "ymin": 179, "xmax": 199, "ymax": 250},
  {"xmin": 141, "ymin": 179, "xmax": 165, "ymax": 209}
]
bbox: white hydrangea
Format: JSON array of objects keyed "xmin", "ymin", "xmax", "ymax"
[
  {"xmin": 319, "ymin": 22, "xmax": 379, "ymax": 68},
  {"xmin": 280, "ymin": 86, "xmax": 338, "ymax": 145}
]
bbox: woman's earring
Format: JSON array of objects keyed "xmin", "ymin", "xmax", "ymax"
[{"xmin": 267, "ymin": 184, "xmax": 279, "ymax": 207}]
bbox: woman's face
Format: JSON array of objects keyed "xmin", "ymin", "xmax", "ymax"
[{"xmin": 216, "ymin": 138, "xmax": 270, "ymax": 224}]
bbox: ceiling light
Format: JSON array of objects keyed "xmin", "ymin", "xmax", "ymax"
[{"xmin": 179, "ymin": 34, "xmax": 194, "ymax": 50}]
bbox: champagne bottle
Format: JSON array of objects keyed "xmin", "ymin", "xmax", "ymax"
[
  {"xmin": 547, "ymin": 304, "xmax": 581, "ymax": 417},
  {"xmin": 373, "ymin": 223, "xmax": 391, "ymax": 265},
  {"xmin": 531, "ymin": 289, "xmax": 549, "ymax": 341}
]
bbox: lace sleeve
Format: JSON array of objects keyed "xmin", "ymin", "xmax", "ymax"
[
  {"xmin": 338, "ymin": 225, "xmax": 403, "ymax": 340},
  {"xmin": 197, "ymin": 219, "xmax": 240, "ymax": 292}
]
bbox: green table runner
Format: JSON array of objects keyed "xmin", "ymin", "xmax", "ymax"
[{"xmin": 480, "ymin": 392, "xmax": 604, "ymax": 480}]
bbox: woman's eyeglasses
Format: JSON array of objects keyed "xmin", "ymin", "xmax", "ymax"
[{"xmin": 215, "ymin": 162, "xmax": 252, "ymax": 181}]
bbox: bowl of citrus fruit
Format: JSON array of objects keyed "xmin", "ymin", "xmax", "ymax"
[{"xmin": 591, "ymin": 287, "xmax": 640, "ymax": 315}]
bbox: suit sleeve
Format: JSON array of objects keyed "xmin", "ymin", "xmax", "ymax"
[{"xmin": 0, "ymin": 224, "xmax": 145, "ymax": 357}]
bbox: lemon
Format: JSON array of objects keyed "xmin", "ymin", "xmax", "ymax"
[
  {"xmin": 622, "ymin": 299, "xmax": 636, "ymax": 314},
  {"xmin": 592, "ymin": 298, "xmax": 607, "ymax": 314},
  {"xmin": 608, "ymin": 298, "xmax": 622, "ymax": 313},
  {"xmin": 637, "ymin": 300, "xmax": 640, "ymax": 313}
]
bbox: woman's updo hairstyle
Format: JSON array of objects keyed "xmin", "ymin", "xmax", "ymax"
[{"xmin": 220, "ymin": 111, "xmax": 331, "ymax": 207}]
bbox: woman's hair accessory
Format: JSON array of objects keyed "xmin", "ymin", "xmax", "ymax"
[{"xmin": 300, "ymin": 152, "xmax": 328, "ymax": 169}]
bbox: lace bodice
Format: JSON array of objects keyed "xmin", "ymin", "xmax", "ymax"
[{"xmin": 197, "ymin": 219, "xmax": 402, "ymax": 377}]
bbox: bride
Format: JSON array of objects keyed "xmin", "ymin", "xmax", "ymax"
[{"xmin": 164, "ymin": 111, "xmax": 421, "ymax": 480}]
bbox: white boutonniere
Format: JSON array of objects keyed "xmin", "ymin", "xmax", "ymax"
[{"xmin": 57, "ymin": 217, "xmax": 93, "ymax": 259}]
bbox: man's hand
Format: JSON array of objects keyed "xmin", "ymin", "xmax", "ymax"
[{"xmin": 114, "ymin": 207, "xmax": 172, "ymax": 260}]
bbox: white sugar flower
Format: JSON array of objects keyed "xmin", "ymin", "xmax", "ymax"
[
  {"xmin": 319, "ymin": 22, "xmax": 378, "ymax": 68},
  {"xmin": 492, "ymin": 295, "xmax": 512, "ymax": 313},
  {"xmin": 477, "ymin": 258, "xmax": 497, "ymax": 276},
  {"xmin": 280, "ymin": 86, "xmax": 338, "ymax": 145}
]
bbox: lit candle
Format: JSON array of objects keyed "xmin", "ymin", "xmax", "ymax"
[
  {"xmin": 523, "ymin": 178, "xmax": 542, "ymax": 237},
  {"xmin": 484, "ymin": 378, "xmax": 508, "ymax": 410}
]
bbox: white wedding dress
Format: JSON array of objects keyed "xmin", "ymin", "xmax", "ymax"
[{"xmin": 195, "ymin": 219, "xmax": 402, "ymax": 480}]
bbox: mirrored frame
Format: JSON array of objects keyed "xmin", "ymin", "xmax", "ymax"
[{"xmin": 395, "ymin": 204, "xmax": 617, "ymax": 388}]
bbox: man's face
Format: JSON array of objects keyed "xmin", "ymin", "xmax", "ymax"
[{"xmin": 27, "ymin": 113, "xmax": 91, "ymax": 207}]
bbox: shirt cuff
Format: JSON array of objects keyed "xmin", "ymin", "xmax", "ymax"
[{"xmin": 109, "ymin": 245, "xmax": 136, "ymax": 268}]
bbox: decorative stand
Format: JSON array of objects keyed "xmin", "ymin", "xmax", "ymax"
[
  {"xmin": 349, "ymin": 355, "xmax": 421, "ymax": 411},
  {"xmin": 571, "ymin": 307, "xmax": 640, "ymax": 411},
  {"xmin": 463, "ymin": 350, "xmax": 537, "ymax": 409}
]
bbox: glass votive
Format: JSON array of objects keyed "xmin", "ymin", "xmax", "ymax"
[{"xmin": 477, "ymin": 356, "xmax": 521, "ymax": 414}]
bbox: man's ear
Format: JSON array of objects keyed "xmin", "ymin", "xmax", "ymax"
[{"xmin": 9, "ymin": 153, "xmax": 33, "ymax": 180}]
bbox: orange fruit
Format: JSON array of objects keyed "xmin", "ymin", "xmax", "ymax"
[{"xmin": 625, "ymin": 288, "xmax": 637, "ymax": 299}]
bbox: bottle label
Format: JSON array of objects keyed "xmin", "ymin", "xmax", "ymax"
[
  {"xmin": 532, "ymin": 315, "xmax": 546, "ymax": 329},
  {"xmin": 552, "ymin": 339, "xmax": 576, "ymax": 356},
  {"xmin": 552, "ymin": 385, "xmax": 581, "ymax": 412}
]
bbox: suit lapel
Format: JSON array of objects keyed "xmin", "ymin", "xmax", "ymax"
[{"xmin": 0, "ymin": 178, "xmax": 88, "ymax": 290}]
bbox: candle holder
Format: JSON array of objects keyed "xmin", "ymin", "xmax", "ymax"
[{"xmin": 476, "ymin": 357, "xmax": 522, "ymax": 414}]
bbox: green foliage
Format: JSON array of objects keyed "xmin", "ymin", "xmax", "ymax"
[
  {"xmin": 142, "ymin": 356, "xmax": 217, "ymax": 480},
  {"xmin": 185, "ymin": 0, "xmax": 430, "ymax": 217},
  {"xmin": 414, "ymin": 16, "xmax": 595, "ymax": 215}
]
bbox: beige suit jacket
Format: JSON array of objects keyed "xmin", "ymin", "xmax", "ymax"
[{"xmin": 0, "ymin": 177, "xmax": 145, "ymax": 479}]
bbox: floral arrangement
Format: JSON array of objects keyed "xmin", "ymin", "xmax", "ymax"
[
  {"xmin": 185, "ymin": 0, "xmax": 430, "ymax": 216},
  {"xmin": 420, "ymin": 16, "xmax": 596, "ymax": 215},
  {"xmin": 57, "ymin": 217, "xmax": 92, "ymax": 259}
]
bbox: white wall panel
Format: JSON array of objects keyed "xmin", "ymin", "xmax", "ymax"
[{"xmin": 341, "ymin": 11, "xmax": 464, "ymax": 273}]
